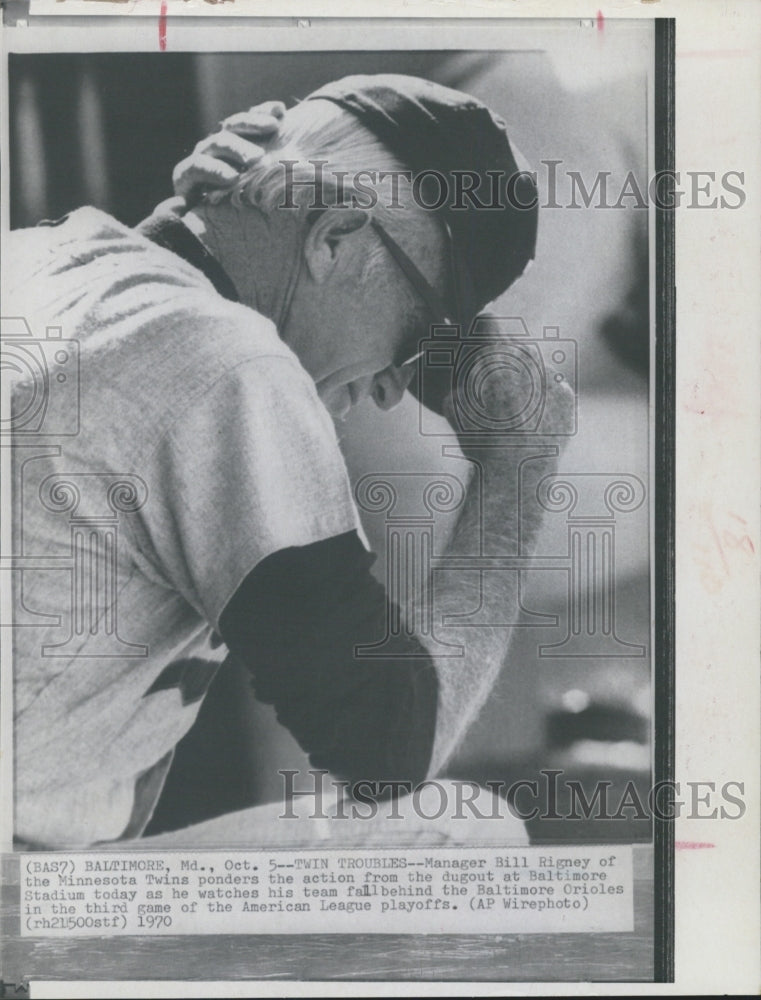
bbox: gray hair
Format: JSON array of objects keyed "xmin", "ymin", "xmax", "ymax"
[{"xmin": 225, "ymin": 99, "xmax": 428, "ymax": 280}]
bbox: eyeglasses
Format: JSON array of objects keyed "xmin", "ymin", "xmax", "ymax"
[
  {"xmin": 303, "ymin": 205, "xmax": 476, "ymax": 373},
  {"xmin": 370, "ymin": 218, "xmax": 469, "ymax": 372}
]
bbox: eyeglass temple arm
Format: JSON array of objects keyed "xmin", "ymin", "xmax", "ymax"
[{"xmin": 371, "ymin": 219, "xmax": 454, "ymax": 326}]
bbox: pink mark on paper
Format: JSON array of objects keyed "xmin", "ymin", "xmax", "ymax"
[
  {"xmin": 596, "ymin": 10, "xmax": 604, "ymax": 31},
  {"xmin": 159, "ymin": 1, "xmax": 168, "ymax": 51},
  {"xmin": 696, "ymin": 506, "xmax": 756, "ymax": 595},
  {"xmin": 675, "ymin": 841, "xmax": 715, "ymax": 850}
]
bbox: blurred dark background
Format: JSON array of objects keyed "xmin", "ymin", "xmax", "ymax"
[
  {"xmin": 9, "ymin": 40, "xmax": 653, "ymax": 843},
  {"xmin": 10, "ymin": 51, "xmax": 465, "ymax": 229}
]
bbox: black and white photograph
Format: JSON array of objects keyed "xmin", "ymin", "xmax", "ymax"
[{"xmin": 0, "ymin": 4, "xmax": 758, "ymax": 994}]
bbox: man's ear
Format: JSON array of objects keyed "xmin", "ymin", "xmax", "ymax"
[{"xmin": 303, "ymin": 207, "xmax": 371, "ymax": 283}]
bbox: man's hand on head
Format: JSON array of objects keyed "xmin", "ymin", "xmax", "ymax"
[{"xmin": 172, "ymin": 100, "xmax": 286, "ymax": 205}]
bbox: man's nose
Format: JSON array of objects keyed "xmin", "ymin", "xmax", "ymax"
[{"xmin": 371, "ymin": 366, "xmax": 413, "ymax": 411}]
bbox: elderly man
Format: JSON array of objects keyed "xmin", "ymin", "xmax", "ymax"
[{"xmin": 7, "ymin": 75, "xmax": 571, "ymax": 848}]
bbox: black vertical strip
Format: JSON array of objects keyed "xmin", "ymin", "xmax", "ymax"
[{"xmin": 653, "ymin": 17, "xmax": 676, "ymax": 984}]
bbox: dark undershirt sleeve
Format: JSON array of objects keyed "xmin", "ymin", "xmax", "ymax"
[{"xmin": 218, "ymin": 531, "xmax": 439, "ymax": 787}]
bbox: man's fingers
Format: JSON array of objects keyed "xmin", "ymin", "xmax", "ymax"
[
  {"xmin": 191, "ymin": 131, "xmax": 267, "ymax": 169},
  {"xmin": 172, "ymin": 154, "xmax": 241, "ymax": 200},
  {"xmin": 172, "ymin": 100, "xmax": 286, "ymax": 201},
  {"xmin": 218, "ymin": 101, "xmax": 286, "ymax": 136},
  {"xmin": 173, "ymin": 134, "xmax": 267, "ymax": 200}
]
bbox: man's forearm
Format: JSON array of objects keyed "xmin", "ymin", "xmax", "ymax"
[{"xmin": 418, "ymin": 446, "xmax": 560, "ymax": 775}]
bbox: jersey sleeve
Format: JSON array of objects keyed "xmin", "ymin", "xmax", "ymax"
[
  {"xmin": 136, "ymin": 354, "xmax": 363, "ymax": 630},
  {"xmin": 219, "ymin": 531, "xmax": 439, "ymax": 788}
]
